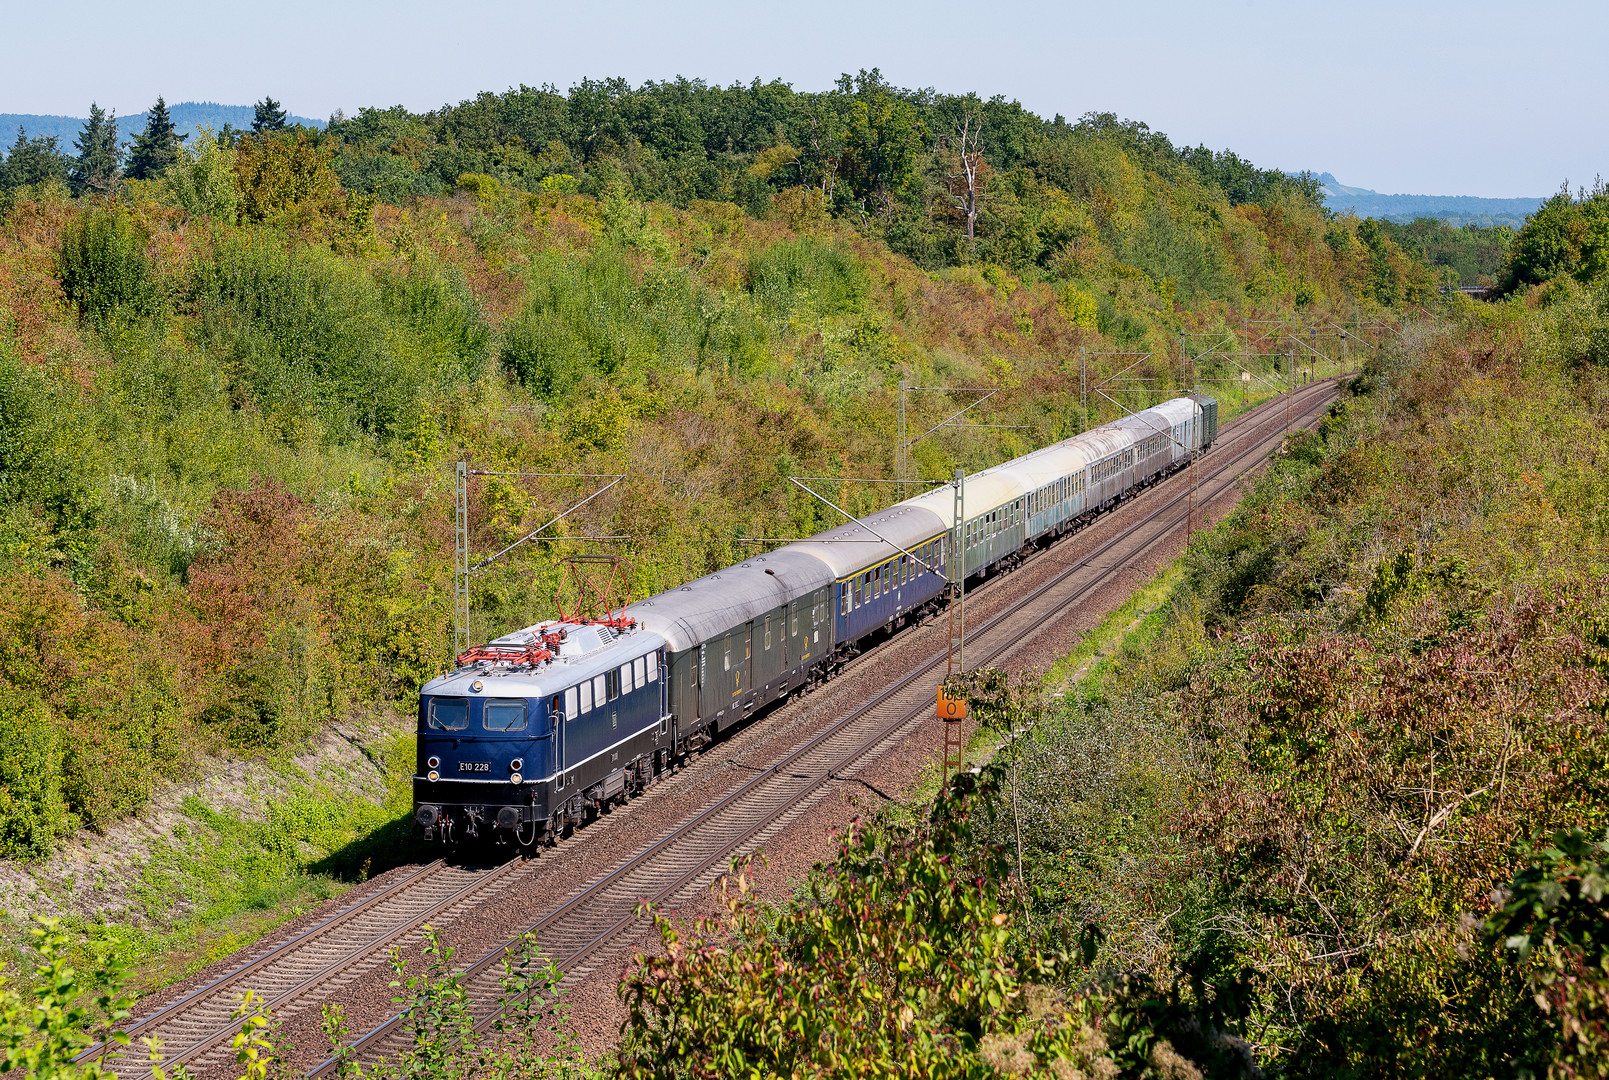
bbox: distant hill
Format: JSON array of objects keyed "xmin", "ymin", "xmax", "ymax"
[
  {"xmin": 0, "ymin": 101, "xmax": 324, "ymax": 154},
  {"xmin": 1316, "ymin": 172, "xmax": 1543, "ymax": 227}
]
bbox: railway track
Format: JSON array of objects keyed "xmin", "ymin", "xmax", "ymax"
[
  {"xmin": 83, "ymin": 858, "xmax": 545, "ymax": 1075},
  {"xmin": 312, "ymin": 375, "xmax": 1345, "ymax": 1074},
  {"xmin": 82, "ymin": 377, "xmax": 1341, "ymax": 1079}
]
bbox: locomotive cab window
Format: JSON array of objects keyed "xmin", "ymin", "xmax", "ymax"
[
  {"xmin": 427, "ymin": 698, "xmax": 469, "ymax": 731},
  {"xmin": 484, "ymin": 700, "xmax": 526, "ymax": 731}
]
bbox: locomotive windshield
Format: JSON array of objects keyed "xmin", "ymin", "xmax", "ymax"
[
  {"xmin": 483, "ymin": 700, "xmax": 527, "ymax": 731},
  {"xmin": 427, "ymin": 698, "xmax": 469, "ymax": 730}
]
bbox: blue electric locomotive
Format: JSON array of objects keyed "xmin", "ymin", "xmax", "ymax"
[{"xmin": 414, "ymin": 621, "xmax": 670, "ymax": 843}]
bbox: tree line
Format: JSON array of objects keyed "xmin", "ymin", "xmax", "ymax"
[
  {"xmin": 0, "ymin": 95, "xmax": 293, "ymax": 195},
  {"xmin": 2, "ymin": 73, "xmax": 1328, "ymax": 275}
]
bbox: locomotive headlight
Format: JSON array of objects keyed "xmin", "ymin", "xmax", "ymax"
[
  {"xmin": 509, "ymin": 773, "xmax": 523, "ymax": 785},
  {"xmin": 427, "ymin": 756, "xmax": 440, "ymax": 769},
  {"xmin": 509, "ymin": 758, "xmax": 523, "ymax": 771},
  {"xmin": 427, "ymin": 769, "xmax": 440, "ymax": 782}
]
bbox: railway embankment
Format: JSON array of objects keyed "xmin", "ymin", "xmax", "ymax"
[{"xmin": 0, "ymin": 717, "xmax": 418, "ymax": 993}]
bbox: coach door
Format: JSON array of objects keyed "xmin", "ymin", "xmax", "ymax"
[
  {"xmin": 699, "ymin": 641, "xmax": 719, "ymax": 721},
  {"xmin": 738, "ymin": 622, "xmax": 752, "ymax": 698}
]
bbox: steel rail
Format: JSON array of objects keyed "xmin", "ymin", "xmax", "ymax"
[
  {"xmin": 93, "ymin": 856, "xmax": 543, "ymax": 1077},
  {"xmin": 313, "ymin": 377, "xmax": 1344, "ymax": 1074}
]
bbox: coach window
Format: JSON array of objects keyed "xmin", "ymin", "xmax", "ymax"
[
  {"xmin": 580, "ymin": 680, "xmax": 593, "ymax": 714},
  {"xmin": 724, "ymin": 640, "xmax": 731, "ymax": 671},
  {"xmin": 484, "ymin": 700, "xmax": 526, "ymax": 731},
  {"xmin": 790, "ymin": 610, "xmax": 799, "ymax": 636},
  {"xmin": 427, "ymin": 698, "xmax": 469, "ymax": 731},
  {"xmin": 764, "ymin": 615, "xmax": 773, "ymax": 650},
  {"xmin": 841, "ymin": 586, "xmax": 851, "ymax": 616}
]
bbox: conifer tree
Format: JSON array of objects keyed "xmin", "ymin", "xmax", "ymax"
[
  {"xmin": 0, "ymin": 128, "xmax": 71, "ymax": 192},
  {"xmin": 252, "ymin": 97, "xmax": 288, "ymax": 134},
  {"xmin": 69, "ymin": 102, "xmax": 120, "ymax": 194},
  {"xmin": 125, "ymin": 96, "xmax": 187, "ymax": 180}
]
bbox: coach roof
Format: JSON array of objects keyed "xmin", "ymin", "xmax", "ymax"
[
  {"xmin": 781, "ymin": 504, "xmax": 950, "ymax": 579},
  {"xmin": 625, "ymin": 549, "xmax": 833, "ymax": 653}
]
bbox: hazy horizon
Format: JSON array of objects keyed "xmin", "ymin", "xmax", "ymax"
[{"xmin": 6, "ymin": 0, "xmax": 1604, "ymax": 199}]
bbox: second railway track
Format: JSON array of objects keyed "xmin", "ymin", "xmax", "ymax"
[{"xmin": 86, "ymin": 377, "xmax": 1343, "ymax": 1079}]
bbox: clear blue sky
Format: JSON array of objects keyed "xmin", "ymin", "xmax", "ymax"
[{"xmin": 5, "ymin": 0, "xmax": 1604, "ymax": 197}]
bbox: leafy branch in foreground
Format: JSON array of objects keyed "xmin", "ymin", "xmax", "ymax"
[
  {"xmin": 0, "ymin": 918, "xmax": 132, "ymax": 1080},
  {"xmin": 1488, "ymin": 829, "xmax": 1609, "ymax": 1079},
  {"xmin": 616, "ymin": 766, "xmax": 1245, "ymax": 1079}
]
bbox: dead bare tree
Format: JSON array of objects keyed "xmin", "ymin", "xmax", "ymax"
[{"xmin": 940, "ymin": 104, "xmax": 987, "ymax": 243}]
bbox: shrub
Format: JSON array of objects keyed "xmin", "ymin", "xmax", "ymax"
[
  {"xmin": 1488, "ymin": 829, "xmax": 1609, "ymax": 1078},
  {"xmin": 0, "ymin": 345, "xmax": 101, "ymax": 574},
  {"xmin": 745, "ymin": 235, "xmax": 867, "ymax": 318},
  {"xmin": 233, "ymin": 130, "xmax": 342, "ymax": 223},
  {"xmin": 191, "ymin": 236, "xmax": 484, "ymax": 442},
  {"xmin": 165, "ymin": 133, "xmax": 241, "ymax": 224},
  {"xmin": 618, "ymin": 768, "xmax": 1143, "ymax": 1080},
  {"xmin": 0, "ymin": 692, "xmax": 70, "ymax": 857},
  {"xmin": 501, "ymin": 248, "xmax": 757, "ymax": 396},
  {"xmin": 56, "ymin": 208, "xmax": 160, "ymax": 326}
]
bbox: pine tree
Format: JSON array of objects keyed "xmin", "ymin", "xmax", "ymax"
[
  {"xmin": 252, "ymin": 97, "xmax": 288, "ymax": 134},
  {"xmin": 125, "ymin": 96, "xmax": 187, "ymax": 180},
  {"xmin": 0, "ymin": 127, "xmax": 71, "ymax": 192},
  {"xmin": 69, "ymin": 102, "xmax": 120, "ymax": 194}
]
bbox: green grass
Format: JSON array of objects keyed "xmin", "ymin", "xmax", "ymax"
[
  {"xmin": 2, "ymin": 729, "xmax": 426, "ymax": 998},
  {"xmin": 1042, "ymin": 562, "xmax": 1185, "ymax": 693}
]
